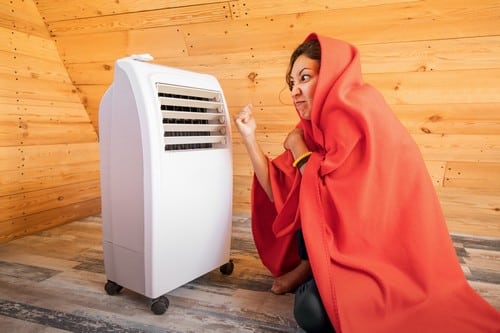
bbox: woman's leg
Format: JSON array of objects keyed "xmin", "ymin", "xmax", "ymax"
[
  {"xmin": 271, "ymin": 259, "xmax": 311, "ymax": 294},
  {"xmin": 271, "ymin": 230, "xmax": 312, "ymax": 294},
  {"xmin": 294, "ymin": 278, "xmax": 335, "ymax": 333}
]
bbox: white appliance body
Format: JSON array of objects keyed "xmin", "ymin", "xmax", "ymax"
[{"xmin": 99, "ymin": 56, "xmax": 232, "ymax": 299}]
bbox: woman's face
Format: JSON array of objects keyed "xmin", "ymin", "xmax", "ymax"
[{"xmin": 289, "ymin": 54, "xmax": 320, "ymax": 120}]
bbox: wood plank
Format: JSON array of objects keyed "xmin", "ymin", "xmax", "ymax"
[
  {"xmin": 360, "ymin": 36, "xmax": 500, "ymax": 74},
  {"xmin": 0, "ymin": 198, "xmax": 101, "ymax": 244},
  {"xmin": 443, "ymin": 162, "xmax": 500, "ymax": 190},
  {"xmin": 467, "ymin": 280, "xmax": 500, "ymax": 309},
  {"xmin": 0, "ymin": 120, "xmax": 97, "ymax": 146},
  {"xmin": 463, "ymin": 248, "xmax": 500, "ymax": 277},
  {"xmin": 0, "ymin": 260, "xmax": 61, "ymax": 282},
  {"xmin": 0, "ymin": 0, "xmax": 49, "ymax": 38},
  {"xmin": 0, "ymin": 146, "xmax": 19, "ymax": 172},
  {"xmin": 232, "ymin": 203, "xmax": 249, "ymax": 215},
  {"xmin": 47, "ymin": 3, "xmax": 231, "ymax": 36},
  {"xmin": 183, "ymin": 0, "xmax": 500, "ymax": 56},
  {"xmin": 412, "ymin": 134, "xmax": 500, "ymax": 163},
  {"xmin": 257, "ymin": 140, "xmax": 293, "ymax": 158},
  {"xmin": 0, "ymin": 160, "xmax": 100, "ymax": 196},
  {"xmin": 424, "ymin": 160, "xmax": 446, "ymax": 187},
  {"xmin": 54, "ymin": 27, "xmax": 186, "ymax": 63},
  {"xmin": 233, "ymin": 178, "xmax": 251, "ymax": 210},
  {"xmin": 1, "ymin": 98, "xmax": 91, "ymax": 123},
  {"xmin": 437, "ymin": 187, "xmax": 500, "ymax": 237},
  {"xmin": 35, "ymin": 0, "xmax": 227, "ymax": 22},
  {"xmin": 73, "ymin": 84, "xmax": 109, "ymax": 129},
  {"xmin": 64, "ymin": 61, "xmax": 117, "ymax": 85},
  {"xmin": 218, "ymin": 78, "xmax": 286, "ymax": 108},
  {"xmin": 231, "ymin": 158, "xmax": 257, "ymax": 181},
  {"xmin": 232, "ymin": 152, "xmax": 254, "ymax": 177},
  {"xmin": 366, "ymin": 69, "xmax": 500, "ymax": 105},
  {"xmin": 0, "ymin": 142, "xmax": 100, "ymax": 172},
  {"xmin": 0, "ymin": 312, "xmax": 64, "ymax": 332},
  {"xmin": 0, "ymin": 73, "xmax": 83, "ymax": 103},
  {"xmin": 34, "ymin": 0, "xmax": 420, "ymax": 22},
  {"xmin": 0, "ymin": 179, "xmax": 101, "ymax": 221},
  {"xmin": 229, "ymin": 0, "xmax": 421, "ymax": 19},
  {"xmin": 0, "ymin": 50, "xmax": 71, "ymax": 82},
  {"xmin": 393, "ymin": 103, "xmax": 500, "ymax": 136},
  {"xmin": 0, "ymin": 26, "xmax": 59, "ymax": 60}
]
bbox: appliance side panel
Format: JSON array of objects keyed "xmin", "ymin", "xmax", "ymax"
[
  {"xmin": 99, "ymin": 86, "xmax": 113, "ymax": 245},
  {"xmin": 99, "ymin": 86, "xmax": 116, "ymax": 281},
  {"xmin": 108, "ymin": 66, "xmax": 145, "ymax": 253},
  {"xmin": 100, "ymin": 63, "xmax": 146, "ymax": 293}
]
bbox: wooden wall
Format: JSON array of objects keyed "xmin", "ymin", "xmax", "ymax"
[
  {"xmin": 1, "ymin": 0, "xmax": 498, "ymax": 239},
  {"xmin": 0, "ymin": 0, "xmax": 101, "ymax": 243}
]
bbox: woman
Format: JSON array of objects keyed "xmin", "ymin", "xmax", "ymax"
[{"xmin": 234, "ymin": 33, "xmax": 499, "ymax": 333}]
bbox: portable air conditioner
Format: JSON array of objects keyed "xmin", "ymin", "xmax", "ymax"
[{"xmin": 99, "ymin": 54, "xmax": 234, "ymax": 314}]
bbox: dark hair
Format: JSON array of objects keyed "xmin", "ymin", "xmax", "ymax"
[{"xmin": 286, "ymin": 38, "xmax": 321, "ymax": 90}]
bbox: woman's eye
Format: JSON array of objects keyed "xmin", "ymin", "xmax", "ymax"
[{"xmin": 288, "ymin": 73, "xmax": 313, "ymax": 90}]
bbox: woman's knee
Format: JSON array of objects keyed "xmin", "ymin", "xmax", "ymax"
[{"xmin": 294, "ymin": 279, "xmax": 335, "ymax": 333}]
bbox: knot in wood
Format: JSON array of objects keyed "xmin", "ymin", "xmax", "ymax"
[{"xmin": 247, "ymin": 72, "xmax": 258, "ymax": 82}]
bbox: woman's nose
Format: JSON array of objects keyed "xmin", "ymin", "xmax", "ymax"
[{"xmin": 291, "ymin": 85, "xmax": 301, "ymax": 96}]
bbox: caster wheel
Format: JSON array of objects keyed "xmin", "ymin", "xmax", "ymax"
[
  {"xmin": 220, "ymin": 259, "xmax": 234, "ymax": 275},
  {"xmin": 104, "ymin": 280, "xmax": 123, "ymax": 295},
  {"xmin": 151, "ymin": 296, "xmax": 169, "ymax": 315}
]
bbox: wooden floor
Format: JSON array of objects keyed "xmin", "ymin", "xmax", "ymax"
[{"xmin": 0, "ymin": 215, "xmax": 498, "ymax": 333}]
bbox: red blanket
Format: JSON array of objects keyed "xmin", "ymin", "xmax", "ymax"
[{"xmin": 251, "ymin": 33, "xmax": 499, "ymax": 332}]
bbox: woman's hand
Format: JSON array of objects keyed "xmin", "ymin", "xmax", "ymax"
[
  {"xmin": 234, "ymin": 104, "xmax": 257, "ymax": 140},
  {"xmin": 284, "ymin": 128, "xmax": 306, "ymax": 152},
  {"xmin": 233, "ymin": 104, "xmax": 273, "ymax": 201},
  {"xmin": 284, "ymin": 128, "xmax": 310, "ymax": 171}
]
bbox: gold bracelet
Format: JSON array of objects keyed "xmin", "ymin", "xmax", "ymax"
[{"xmin": 292, "ymin": 151, "xmax": 312, "ymax": 168}]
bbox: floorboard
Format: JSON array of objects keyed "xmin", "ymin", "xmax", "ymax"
[{"xmin": 0, "ymin": 215, "xmax": 498, "ymax": 332}]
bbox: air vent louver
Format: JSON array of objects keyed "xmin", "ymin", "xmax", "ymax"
[{"xmin": 157, "ymin": 83, "xmax": 228, "ymax": 151}]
